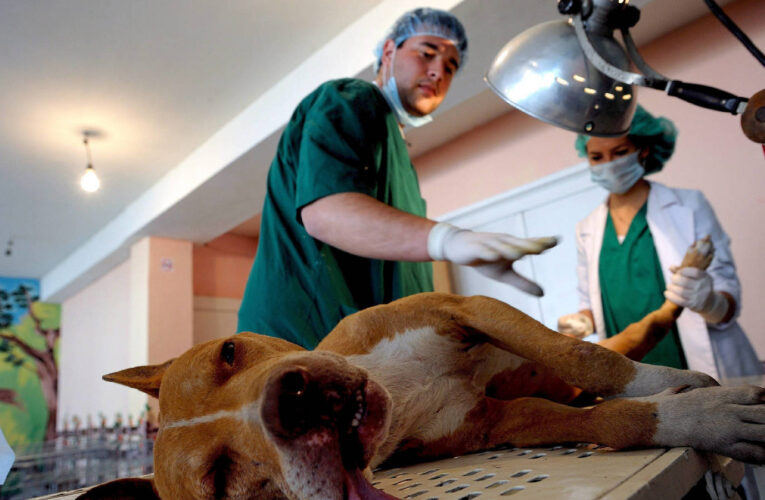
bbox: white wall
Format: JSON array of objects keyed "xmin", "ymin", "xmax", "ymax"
[{"xmin": 58, "ymin": 259, "xmax": 143, "ymax": 429}]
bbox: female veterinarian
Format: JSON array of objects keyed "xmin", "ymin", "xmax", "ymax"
[{"xmin": 558, "ymin": 105, "xmax": 762, "ymax": 382}]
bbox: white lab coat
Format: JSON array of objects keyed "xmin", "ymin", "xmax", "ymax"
[{"xmin": 576, "ymin": 181, "xmax": 762, "ymax": 381}]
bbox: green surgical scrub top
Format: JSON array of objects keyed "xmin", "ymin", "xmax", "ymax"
[
  {"xmin": 237, "ymin": 79, "xmax": 433, "ymax": 349},
  {"xmin": 599, "ymin": 203, "xmax": 687, "ymax": 369}
]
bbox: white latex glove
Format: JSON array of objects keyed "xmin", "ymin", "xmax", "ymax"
[
  {"xmin": 428, "ymin": 223, "xmax": 557, "ymax": 296},
  {"xmin": 664, "ymin": 267, "xmax": 729, "ymax": 324},
  {"xmin": 557, "ymin": 313, "xmax": 594, "ymax": 339}
]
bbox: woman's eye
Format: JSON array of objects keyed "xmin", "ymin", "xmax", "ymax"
[
  {"xmin": 221, "ymin": 341, "xmax": 236, "ymax": 365},
  {"xmin": 614, "ymin": 149, "xmax": 630, "ymax": 156}
]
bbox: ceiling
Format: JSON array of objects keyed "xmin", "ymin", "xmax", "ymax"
[{"xmin": 0, "ymin": 0, "xmax": 734, "ymax": 301}]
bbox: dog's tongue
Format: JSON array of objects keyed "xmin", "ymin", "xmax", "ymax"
[{"xmin": 344, "ymin": 468, "xmax": 400, "ymax": 500}]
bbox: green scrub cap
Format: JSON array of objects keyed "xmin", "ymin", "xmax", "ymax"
[
  {"xmin": 373, "ymin": 7, "xmax": 468, "ymax": 73},
  {"xmin": 575, "ymin": 105, "xmax": 678, "ymax": 174}
]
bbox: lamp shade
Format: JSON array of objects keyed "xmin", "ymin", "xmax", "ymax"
[{"xmin": 485, "ymin": 19, "xmax": 637, "ymax": 136}]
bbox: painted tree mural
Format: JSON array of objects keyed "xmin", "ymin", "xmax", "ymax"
[{"xmin": 0, "ymin": 279, "xmax": 60, "ymax": 447}]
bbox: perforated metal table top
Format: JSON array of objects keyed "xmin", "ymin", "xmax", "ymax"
[
  {"xmin": 32, "ymin": 446, "xmax": 741, "ymax": 500},
  {"xmin": 371, "ymin": 445, "xmax": 742, "ymax": 500}
]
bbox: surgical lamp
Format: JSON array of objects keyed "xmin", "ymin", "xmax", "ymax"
[{"xmin": 485, "ymin": 0, "xmax": 765, "ymax": 144}]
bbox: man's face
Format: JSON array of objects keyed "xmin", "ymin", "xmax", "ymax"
[{"xmin": 381, "ymin": 34, "xmax": 460, "ymax": 117}]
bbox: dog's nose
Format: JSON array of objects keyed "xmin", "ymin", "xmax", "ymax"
[
  {"xmin": 280, "ymin": 368, "xmax": 308, "ymax": 397},
  {"xmin": 262, "ymin": 359, "xmax": 366, "ymax": 439}
]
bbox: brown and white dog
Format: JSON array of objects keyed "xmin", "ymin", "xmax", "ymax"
[{"xmin": 80, "ymin": 240, "xmax": 765, "ymax": 500}]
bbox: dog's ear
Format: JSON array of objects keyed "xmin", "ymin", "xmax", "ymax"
[
  {"xmin": 103, "ymin": 359, "xmax": 175, "ymax": 399},
  {"xmin": 76, "ymin": 477, "xmax": 159, "ymax": 499}
]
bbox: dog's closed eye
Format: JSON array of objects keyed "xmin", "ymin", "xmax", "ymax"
[{"xmin": 221, "ymin": 341, "xmax": 236, "ymax": 366}]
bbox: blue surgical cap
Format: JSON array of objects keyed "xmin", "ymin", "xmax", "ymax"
[
  {"xmin": 575, "ymin": 105, "xmax": 678, "ymax": 174},
  {"xmin": 373, "ymin": 7, "xmax": 468, "ymax": 73}
]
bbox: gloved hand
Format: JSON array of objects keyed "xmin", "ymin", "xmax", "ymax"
[
  {"xmin": 557, "ymin": 313, "xmax": 594, "ymax": 339},
  {"xmin": 428, "ymin": 222, "xmax": 557, "ymax": 296},
  {"xmin": 664, "ymin": 267, "xmax": 729, "ymax": 324}
]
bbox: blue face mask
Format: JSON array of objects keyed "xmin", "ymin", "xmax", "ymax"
[
  {"xmin": 376, "ymin": 51, "xmax": 433, "ymax": 129},
  {"xmin": 590, "ymin": 151, "xmax": 645, "ymax": 194}
]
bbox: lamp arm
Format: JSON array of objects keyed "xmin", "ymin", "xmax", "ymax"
[
  {"xmin": 622, "ymin": 27, "xmax": 748, "ymax": 115},
  {"xmin": 620, "ymin": 29, "xmax": 667, "ymax": 83},
  {"xmin": 573, "ymin": 15, "xmax": 665, "ymax": 89},
  {"xmin": 576, "ymin": 15, "xmax": 750, "ymax": 117}
]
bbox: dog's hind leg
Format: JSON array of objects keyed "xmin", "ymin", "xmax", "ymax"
[
  {"xmin": 392, "ymin": 385, "xmax": 765, "ymax": 466},
  {"xmin": 388, "ymin": 396, "xmax": 662, "ymax": 464}
]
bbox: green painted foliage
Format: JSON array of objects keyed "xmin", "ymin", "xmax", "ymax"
[{"xmin": 0, "ymin": 302, "xmax": 60, "ymax": 449}]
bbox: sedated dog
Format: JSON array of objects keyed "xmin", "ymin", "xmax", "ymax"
[{"xmin": 81, "ymin": 238, "xmax": 765, "ymax": 500}]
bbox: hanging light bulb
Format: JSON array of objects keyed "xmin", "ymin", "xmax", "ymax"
[{"xmin": 80, "ymin": 136, "xmax": 100, "ymax": 192}]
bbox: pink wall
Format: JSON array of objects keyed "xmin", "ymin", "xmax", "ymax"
[
  {"xmin": 414, "ymin": 0, "xmax": 765, "ymax": 356},
  {"xmin": 193, "ymin": 233, "xmax": 258, "ymax": 298}
]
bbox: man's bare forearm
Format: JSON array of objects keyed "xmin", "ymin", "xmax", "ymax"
[{"xmin": 301, "ymin": 192, "xmax": 436, "ymax": 261}]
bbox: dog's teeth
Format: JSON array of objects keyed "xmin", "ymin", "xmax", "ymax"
[
  {"xmin": 356, "ymin": 393, "xmax": 363, "ymax": 402},
  {"xmin": 351, "ymin": 418, "xmax": 359, "ymax": 427},
  {"xmin": 354, "ymin": 410, "xmax": 362, "ymax": 420}
]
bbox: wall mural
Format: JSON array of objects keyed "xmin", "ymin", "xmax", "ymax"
[{"xmin": 0, "ymin": 277, "xmax": 60, "ymax": 448}]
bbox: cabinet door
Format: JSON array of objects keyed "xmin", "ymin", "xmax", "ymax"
[
  {"xmin": 444, "ymin": 165, "xmax": 604, "ymax": 330},
  {"xmin": 524, "ymin": 185, "xmax": 604, "ymax": 329}
]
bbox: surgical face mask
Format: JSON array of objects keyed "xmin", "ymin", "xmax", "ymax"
[
  {"xmin": 376, "ymin": 50, "xmax": 433, "ymax": 128},
  {"xmin": 589, "ymin": 151, "xmax": 645, "ymax": 194}
]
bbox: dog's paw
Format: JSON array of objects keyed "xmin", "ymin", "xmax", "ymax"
[
  {"xmin": 648, "ymin": 385, "xmax": 765, "ymax": 464},
  {"xmin": 621, "ymin": 363, "xmax": 718, "ymax": 398},
  {"xmin": 679, "ymin": 235, "xmax": 714, "ymax": 270}
]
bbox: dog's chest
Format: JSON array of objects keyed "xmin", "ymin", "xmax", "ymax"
[{"xmin": 347, "ymin": 327, "xmax": 526, "ymax": 441}]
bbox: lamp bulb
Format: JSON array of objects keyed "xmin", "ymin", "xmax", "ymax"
[{"xmin": 80, "ymin": 166, "xmax": 100, "ymax": 192}]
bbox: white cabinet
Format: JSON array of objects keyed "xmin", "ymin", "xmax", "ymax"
[{"xmin": 442, "ymin": 163, "xmax": 605, "ymax": 331}]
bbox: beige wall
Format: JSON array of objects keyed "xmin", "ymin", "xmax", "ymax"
[
  {"xmin": 192, "ymin": 233, "xmax": 257, "ymax": 343},
  {"xmin": 415, "ymin": 0, "xmax": 765, "ymax": 357},
  {"xmin": 59, "ymin": 259, "xmax": 140, "ymax": 429},
  {"xmin": 194, "ymin": 296, "xmax": 241, "ymax": 345}
]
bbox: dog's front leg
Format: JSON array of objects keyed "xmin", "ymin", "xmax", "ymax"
[
  {"xmin": 439, "ymin": 294, "xmax": 717, "ymax": 398},
  {"xmin": 597, "ymin": 237, "xmax": 714, "ymax": 361}
]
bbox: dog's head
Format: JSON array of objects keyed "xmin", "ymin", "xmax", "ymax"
[{"xmin": 81, "ymin": 332, "xmax": 395, "ymax": 500}]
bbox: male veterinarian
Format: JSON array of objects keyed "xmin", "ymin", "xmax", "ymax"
[{"xmin": 238, "ymin": 8, "xmax": 557, "ymax": 349}]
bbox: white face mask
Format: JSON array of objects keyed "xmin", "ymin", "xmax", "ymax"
[
  {"xmin": 376, "ymin": 50, "xmax": 433, "ymax": 128},
  {"xmin": 590, "ymin": 151, "xmax": 645, "ymax": 194}
]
